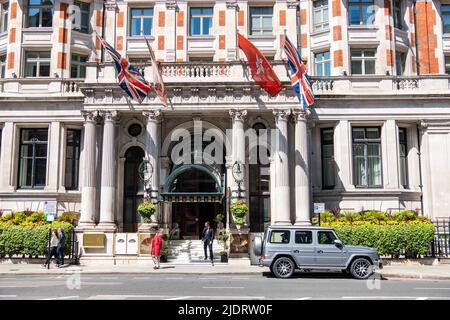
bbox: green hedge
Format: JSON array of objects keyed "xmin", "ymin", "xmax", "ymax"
[
  {"xmin": 332, "ymin": 224, "xmax": 435, "ymax": 257},
  {"xmin": 0, "ymin": 222, "xmax": 74, "ymax": 257}
]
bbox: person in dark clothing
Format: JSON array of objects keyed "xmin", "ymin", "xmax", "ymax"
[
  {"xmin": 56, "ymin": 228, "xmax": 65, "ymax": 267},
  {"xmin": 43, "ymin": 229, "xmax": 59, "ymax": 268},
  {"xmin": 201, "ymin": 221, "xmax": 214, "ymax": 265}
]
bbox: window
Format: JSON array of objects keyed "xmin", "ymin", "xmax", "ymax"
[
  {"xmin": 446, "ymin": 56, "xmax": 450, "ymax": 74},
  {"xmin": 315, "ymin": 51, "xmax": 331, "ymax": 76},
  {"xmin": 352, "ymin": 127, "xmax": 382, "ymax": 187},
  {"xmin": 348, "ymin": 0, "xmax": 374, "ymax": 25},
  {"xmin": 27, "ymin": 0, "xmax": 53, "ymax": 28},
  {"xmin": 443, "ymin": 4, "xmax": 450, "ymax": 34},
  {"xmin": 188, "ymin": 56, "xmax": 214, "ymax": 62},
  {"xmin": 18, "ymin": 128, "xmax": 48, "ymax": 188},
  {"xmin": 25, "ymin": 51, "xmax": 50, "ymax": 77},
  {"xmin": 321, "ymin": 128, "xmax": 335, "ymax": 189},
  {"xmin": 399, "ymin": 128, "xmax": 408, "ymax": 188},
  {"xmin": 393, "ymin": 0, "xmax": 403, "ymax": 29},
  {"xmin": 270, "ymin": 230, "xmax": 290, "ymax": 244},
  {"xmin": 351, "ymin": 49, "xmax": 376, "ymax": 75},
  {"xmin": 130, "ymin": 8, "xmax": 153, "ymax": 36},
  {"xmin": 73, "ymin": 1, "xmax": 90, "ymax": 33},
  {"xmin": 313, "ymin": 0, "xmax": 329, "ymax": 31},
  {"xmin": 396, "ymin": 51, "xmax": 406, "ymax": 76},
  {"xmin": 249, "ymin": 7, "xmax": 273, "ymax": 35},
  {"xmin": 250, "ymin": 123, "xmax": 270, "ymax": 232},
  {"xmin": 70, "ymin": 54, "xmax": 87, "ymax": 78},
  {"xmin": 64, "ymin": 129, "xmax": 81, "ymax": 190},
  {"xmin": 295, "ymin": 231, "xmax": 313, "ymax": 244},
  {"xmin": 0, "ymin": 54, "xmax": 5, "ymax": 78},
  {"xmin": 190, "ymin": 7, "xmax": 213, "ymax": 36},
  {"xmin": 1, "ymin": 1, "xmax": 8, "ymax": 33},
  {"xmin": 317, "ymin": 231, "xmax": 337, "ymax": 245}
]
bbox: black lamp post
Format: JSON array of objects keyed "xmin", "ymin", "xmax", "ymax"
[
  {"xmin": 138, "ymin": 159, "xmax": 154, "ymax": 202},
  {"xmin": 232, "ymin": 160, "xmax": 244, "ymax": 200}
]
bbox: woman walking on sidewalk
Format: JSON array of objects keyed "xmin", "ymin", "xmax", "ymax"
[
  {"xmin": 43, "ymin": 229, "xmax": 59, "ymax": 268},
  {"xmin": 152, "ymin": 229, "xmax": 163, "ymax": 269}
]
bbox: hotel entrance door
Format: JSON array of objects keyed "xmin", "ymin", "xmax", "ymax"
[{"xmin": 172, "ymin": 203, "xmax": 221, "ymax": 239}]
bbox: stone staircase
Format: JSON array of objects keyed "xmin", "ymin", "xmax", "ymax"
[{"xmin": 166, "ymin": 240, "xmax": 225, "ymax": 264}]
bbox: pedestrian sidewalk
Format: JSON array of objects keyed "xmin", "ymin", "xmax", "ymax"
[{"xmin": 0, "ymin": 260, "xmax": 449, "ymax": 280}]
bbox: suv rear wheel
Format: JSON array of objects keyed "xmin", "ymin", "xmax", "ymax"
[
  {"xmin": 349, "ymin": 258, "xmax": 373, "ymax": 279},
  {"xmin": 272, "ymin": 257, "xmax": 295, "ymax": 278}
]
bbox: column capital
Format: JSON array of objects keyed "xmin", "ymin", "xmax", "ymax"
[
  {"xmin": 226, "ymin": 0, "xmax": 239, "ymax": 10},
  {"xmin": 166, "ymin": 1, "xmax": 178, "ymax": 10},
  {"xmin": 291, "ymin": 109, "xmax": 311, "ymax": 123},
  {"xmin": 287, "ymin": 0, "xmax": 300, "ymax": 9},
  {"xmin": 273, "ymin": 109, "xmax": 291, "ymax": 123},
  {"xmin": 104, "ymin": 1, "xmax": 118, "ymax": 11},
  {"xmin": 101, "ymin": 110, "xmax": 121, "ymax": 123},
  {"xmin": 81, "ymin": 110, "xmax": 100, "ymax": 123},
  {"xmin": 229, "ymin": 109, "xmax": 247, "ymax": 122},
  {"xmin": 143, "ymin": 110, "xmax": 161, "ymax": 123}
]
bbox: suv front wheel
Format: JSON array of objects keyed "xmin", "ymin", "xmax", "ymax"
[
  {"xmin": 272, "ymin": 257, "xmax": 295, "ymax": 278},
  {"xmin": 349, "ymin": 258, "xmax": 373, "ymax": 279}
]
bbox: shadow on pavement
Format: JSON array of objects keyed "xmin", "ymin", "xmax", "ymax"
[{"xmin": 262, "ymin": 271, "xmax": 387, "ymax": 280}]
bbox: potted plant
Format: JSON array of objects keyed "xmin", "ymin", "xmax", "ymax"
[
  {"xmin": 160, "ymin": 248, "xmax": 170, "ymax": 263},
  {"xmin": 137, "ymin": 201, "xmax": 156, "ymax": 223},
  {"xmin": 230, "ymin": 201, "xmax": 248, "ymax": 230},
  {"xmin": 219, "ymin": 251, "xmax": 228, "ymax": 263}
]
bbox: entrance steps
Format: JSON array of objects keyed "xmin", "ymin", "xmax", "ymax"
[{"xmin": 167, "ymin": 240, "xmax": 225, "ymax": 264}]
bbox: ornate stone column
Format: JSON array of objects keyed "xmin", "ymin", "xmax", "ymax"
[
  {"xmin": 273, "ymin": 109, "xmax": 291, "ymax": 225},
  {"xmin": 98, "ymin": 111, "xmax": 120, "ymax": 230},
  {"xmin": 293, "ymin": 110, "xmax": 311, "ymax": 225},
  {"xmin": 143, "ymin": 110, "xmax": 161, "ymax": 225},
  {"xmin": 226, "ymin": 0, "xmax": 239, "ymax": 61},
  {"xmin": 79, "ymin": 111, "xmax": 99, "ymax": 228},
  {"xmin": 229, "ymin": 109, "xmax": 247, "ymax": 202}
]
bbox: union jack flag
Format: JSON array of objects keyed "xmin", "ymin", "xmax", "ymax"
[
  {"xmin": 283, "ymin": 36, "xmax": 315, "ymax": 108},
  {"xmin": 98, "ymin": 36, "xmax": 151, "ymax": 104}
]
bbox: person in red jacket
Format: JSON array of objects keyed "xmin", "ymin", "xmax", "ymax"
[{"xmin": 151, "ymin": 229, "xmax": 163, "ymax": 269}]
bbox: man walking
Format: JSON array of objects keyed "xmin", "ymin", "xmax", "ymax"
[
  {"xmin": 56, "ymin": 228, "xmax": 65, "ymax": 267},
  {"xmin": 201, "ymin": 221, "xmax": 214, "ymax": 266}
]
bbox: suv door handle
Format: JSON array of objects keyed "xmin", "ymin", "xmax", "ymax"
[
  {"xmin": 317, "ymin": 250, "xmax": 323, "ymax": 254},
  {"xmin": 293, "ymin": 250, "xmax": 300, "ymax": 253}
]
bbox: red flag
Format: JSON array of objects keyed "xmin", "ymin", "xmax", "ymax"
[{"xmin": 238, "ymin": 33, "xmax": 283, "ymax": 96}]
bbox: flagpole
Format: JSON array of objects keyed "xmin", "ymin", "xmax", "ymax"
[{"xmin": 235, "ymin": 3, "xmax": 239, "ymax": 61}]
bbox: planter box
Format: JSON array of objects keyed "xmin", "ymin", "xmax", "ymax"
[
  {"xmin": 160, "ymin": 255, "xmax": 168, "ymax": 263},
  {"xmin": 220, "ymin": 255, "xmax": 228, "ymax": 263}
]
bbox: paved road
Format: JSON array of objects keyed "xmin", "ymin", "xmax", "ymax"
[{"xmin": 1, "ymin": 273, "xmax": 450, "ymax": 300}]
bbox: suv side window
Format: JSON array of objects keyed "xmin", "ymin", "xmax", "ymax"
[
  {"xmin": 295, "ymin": 231, "xmax": 313, "ymax": 244},
  {"xmin": 270, "ymin": 230, "xmax": 290, "ymax": 244},
  {"xmin": 317, "ymin": 231, "xmax": 337, "ymax": 245}
]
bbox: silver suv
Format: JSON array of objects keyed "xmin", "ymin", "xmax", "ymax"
[{"xmin": 253, "ymin": 226, "xmax": 382, "ymax": 279}]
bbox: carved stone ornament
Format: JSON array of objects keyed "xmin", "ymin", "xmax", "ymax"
[
  {"xmin": 273, "ymin": 109, "xmax": 291, "ymax": 122},
  {"xmin": 143, "ymin": 110, "xmax": 161, "ymax": 123},
  {"xmin": 102, "ymin": 110, "xmax": 121, "ymax": 122},
  {"xmin": 229, "ymin": 109, "xmax": 248, "ymax": 122}
]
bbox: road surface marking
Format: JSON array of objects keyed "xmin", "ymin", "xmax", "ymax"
[
  {"xmin": 0, "ymin": 286, "xmax": 17, "ymax": 288},
  {"xmin": 415, "ymin": 288, "xmax": 450, "ymax": 290},
  {"xmin": 202, "ymin": 287, "xmax": 244, "ymax": 289},
  {"xmin": 296, "ymin": 297, "xmax": 311, "ymax": 300},
  {"xmin": 166, "ymin": 277, "xmax": 184, "ymax": 280},
  {"xmin": 100, "ymin": 277, "xmax": 118, "ymax": 280},
  {"xmin": 41, "ymin": 296, "xmax": 79, "ymax": 300},
  {"xmin": 231, "ymin": 277, "xmax": 249, "ymax": 280},
  {"xmin": 342, "ymin": 296, "xmax": 431, "ymax": 299},
  {"xmin": 0, "ymin": 295, "xmax": 17, "ymax": 298},
  {"xmin": 166, "ymin": 296, "xmax": 193, "ymax": 300},
  {"xmin": 199, "ymin": 277, "xmax": 217, "ymax": 280},
  {"xmin": 416, "ymin": 297, "xmax": 428, "ymax": 300}
]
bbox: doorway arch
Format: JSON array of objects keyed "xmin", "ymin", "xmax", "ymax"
[{"xmin": 123, "ymin": 146, "xmax": 145, "ymax": 232}]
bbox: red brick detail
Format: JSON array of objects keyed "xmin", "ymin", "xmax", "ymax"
[
  {"xmin": 10, "ymin": 2, "xmax": 17, "ymax": 19},
  {"xmin": 279, "ymin": 10, "xmax": 286, "ymax": 26},
  {"xmin": 159, "ymin": 11, "xmax": 165, "ymax": 27},
  {"xmin": 332, "ymin": 0, "xmax": 341, "ymax": 17},
  {"xmin": 416, "ymin": 2, "xmax": 439, "ymax": 74},
  {"xmin": 58, "ymin": 28, "xmax": 68, "ymax": 43},
  {"xmin": 300, "ymin": 34, "xmax": 307, "ymax": 48},
  {"xmin": 386, "ymin": 49, "xmax": 393, "ymax": 66},
  {"xmin": 59, "ymin": 2, "xmax": 68, "ymax": 19},
  {"xmin": 57, "ymin": 52, "xmax": 67, "ymax": 69},
  {"xmin": 412, "ymin": 55, "xmax": 417, "ymax": 73},
  {"xmin": 158, "ymin": 36, "xmax": 165, "ymax": 50},
  {"xmin": 384, "ymin": 0, "xmax": 391, "ymax": 16},
  {"xmin": 177, "ymin": 11, "xmax": 184, "ymax": 27},
  {"xmin": 117, "ymin": 12, "xmax": 124, "ymax": 28},
  {"xmin": 299, "ymin": 9, "xmax": 307, "ymax": 24},
  {"xmin": 219, "ymin": 35, "xmax": 225, "ymax": 50},
  {"xmin": 219, "ymin": 10, "xmax": 225, "ymax": 27},
  {"xmin": 385, "ymin": 25, "xmax": 392, "ymax": 40},
  {"xmin": 334, "ymin": 50, "xmax": 343, "ymax": 67},
  {"xmin": 96, "ymin": 37, "xmax": 101, "ymax": 50},
  {"xmin": 176, "ymin": 58, "xmax": 184, "ymax": 62},
  {"xmin": 116, "ymin": 36, "xmax": 123, "ymax": 50},
  {"xmin": 7, "ymin": 52, "xmax": 14, "ymax": 69},
  {"xmin": 9, "ymin": 28, "xmax": 16, "ymax": 44},
  {"xmin": 333, "ymin": 26, "xmax": 342, "ymax": 41},
  {"xmin": 96, "ymin": 11, "xmax": 103, "ymax": 27},
  {"xmin": 177, "ymin": 35, "xmax": 183, "ymax": 50},
  {"xmin": 218, "ymin": 58, "xmax": 225, "ymax": 62},
  {"xmin": 409, "ymin": 7, "xmax": 414, "ymax": 25},
  {"xmin": 410, "ymin": 32, "xmax": 415, "ymax": 47},
  {"xmin": 238, "ymin": 11, "xmax": 244, "ymax": 26}
]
